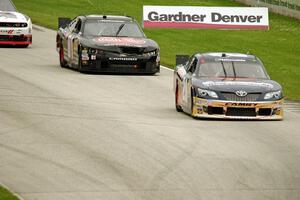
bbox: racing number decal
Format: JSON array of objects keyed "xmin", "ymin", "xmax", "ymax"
[
  {"xmin": 67, "ymin": 34, "xmax": 75, "ymax": 60},
  {"xmin": 177, "ymin": 67, "xmax": 187, "ymax": 80},
  {"xmin": 0, "ymin": 30, "xmax": 14, "ymax": 34}
]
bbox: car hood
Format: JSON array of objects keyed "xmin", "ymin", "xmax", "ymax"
[
  {"xmin": 192, "ymin": 77, "xmax": 282, "ymax": 93},
  {"xmin": 80, "ymin": 36, "xmax": 159, "ymax": 52}
]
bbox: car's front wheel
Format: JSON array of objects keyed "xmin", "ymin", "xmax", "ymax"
[
  {"xmin": 77, "ymin": 48, "xmax": 85, "ymax": 73},
  {"xmin": 190, "ymin": 89, "xmax": 196, "ymax": 117}
]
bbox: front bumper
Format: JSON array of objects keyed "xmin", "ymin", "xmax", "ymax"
[
  {"xmin": 79, "ymin": 51, "xmax": 160, "ymax": 74},
  {"xmin": 192, "ymin": 97, "xmax": 284, "ymax": 120},
  {"xmin": 0, "ymin": 34, "xmax": 32, "ymax": 45}
]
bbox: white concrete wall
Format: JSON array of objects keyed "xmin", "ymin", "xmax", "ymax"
[{"xmin": 236, "ymin": 0, "xmax": 300, "ymax": 20}]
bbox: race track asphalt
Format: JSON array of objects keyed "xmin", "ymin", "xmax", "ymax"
[
  {"xmin": 0, "ymin": 0, "xmax": 16, "ymax": 11},
  {"xmin": 0, "ymin": 26, "xmax": 300, "ymax": 200}
]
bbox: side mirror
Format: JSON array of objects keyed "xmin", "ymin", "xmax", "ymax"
[
  {"xmin": 58, "ymin": 17, "xmax": 72, "ymax": 29},
  {"xmin": 176, "ymin": 55, "xmax": 189, "ymax": 66}
]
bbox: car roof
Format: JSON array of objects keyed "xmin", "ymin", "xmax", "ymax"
[
  {"xmin": 197, "ymin": 52, "xmax": 257, "ymax": 62},
  {"xmin": 82, "ymin": 15, "xmax": 134, "ymax": 22}
]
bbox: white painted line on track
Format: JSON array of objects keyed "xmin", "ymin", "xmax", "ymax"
[{"xmin": 161, "ymin": 65, "xmax": 174, "ymax": 71}]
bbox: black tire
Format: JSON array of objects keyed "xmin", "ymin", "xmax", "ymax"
[
  {"xmin": 18, "ymin": 44, "xmax": 29, "ymax": 48},
  {"xmin": 77, "ymin": 48, "xmax": 85, "ymax": 73},
  {"xmin": 175, "ymin": 85, "xmax": 183, "ymax": 112},
  {"xmin": 59, "ymin": 44, "xmax": 67, "ymax": 68},
  {"xmin": 146, "ymin": 72, "xmax": 157, "ymax": 76},
  {"xmin": 78, "ymin": 60, "xmax": 84, "ymax": 73}
]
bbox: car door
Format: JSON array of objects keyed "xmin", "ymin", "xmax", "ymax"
[
  {"xmin": 61, "ymin": 18, "xmax": 78, "ymax": 64},
  {"xmin": 182, "ymin": 56, "xmax": 198, "ymax": 112},
  {"xmin": 70, "ymin": 19, "xmax": 83, "ymax": 67}
]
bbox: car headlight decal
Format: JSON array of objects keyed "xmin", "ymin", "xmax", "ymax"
[
  {"xmin": 264, "ymin": 90, "xmax": 282, "ymax": 100},
  {"xmin": 197, "ymin": 88, "xmax": 218, "ymax": 99},
  {"xmin": 88, "ymin": 48, "xmax": 97, "ymax": 54},
  {"xmin": 143, "ymin": 49, "xmax": 158, "ymax": 57},
  {"xmin": 156, "ymin": 49, "xmax": 160, "ymax": 63}
]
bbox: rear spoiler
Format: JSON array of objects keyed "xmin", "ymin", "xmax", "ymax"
[
  {"xmin": 176, "ymin": 55, "xmax": 189, "ymax": 66},
  {"xmin": 58, "ymin": 17, "xmax": 71, "ymax": 29}
]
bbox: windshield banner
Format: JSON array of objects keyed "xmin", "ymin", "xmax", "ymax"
[{"xmin": 143, "ymin": 6, "xmax": 269, "ymax": 30}]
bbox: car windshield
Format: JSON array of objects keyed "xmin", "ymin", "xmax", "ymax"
[
  {"xmin": 83, "ymin": 20, "xmax": 145, "ymax": 38},
  {"xmin": 198, "ymin": 60, "xmax": 268, "ymax": 79}
]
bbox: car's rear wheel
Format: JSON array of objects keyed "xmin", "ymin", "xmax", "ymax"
[
  {"xmin": 175, "ymin": 85, "xmax": 183, "ymax": 112},
  {"xmin": 59, "ymin": 44, "xmax": 67, "ymax": 68},
  {"xmin": 18, "ymin": 44, "xmax": 29, "ymax": 48}
]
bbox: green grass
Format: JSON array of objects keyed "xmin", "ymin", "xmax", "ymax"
[
  {"xmin": 13, "ymin": 0, "xmax": 300, "ymax": 100},
  {"xmin": 0, "ymin": 186, "xmax": 19, "ymax": 200}
]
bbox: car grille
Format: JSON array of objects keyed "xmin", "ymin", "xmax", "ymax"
[
  {"xmin": 226, "ymin": 108, "xmax": 257, "ymax": 117},
  {"xmin": 222, "ymin": 92, "xmax": 260, "ymax": 101},
  {"xmin": 120, "ymin": 47, "xmax": 144, "ymax": 54},
  {"xmin": 0, "ymin": 22, "xmax": 27, "ymax": 27},
  {"xmin": 0, "ymin": 35, "xmax": 30, "ymax": 41},
  {"xmin": 81, "ymin": 59, "xmax": 158, "ymax": 73}
]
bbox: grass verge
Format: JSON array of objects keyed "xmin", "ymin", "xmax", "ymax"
[
  {"xmin": 0, "ymin": 185, "xmax": 19, "ymax": 200},
  {"xmin": 13, "ymin": 0, "xmax": 300, "ymax": 100}
]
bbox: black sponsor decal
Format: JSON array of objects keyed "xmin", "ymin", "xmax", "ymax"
[
  {"xmin": 148, "ymin": 11, "xmax": 206, "ymax": 22},
  {"xmin": 225, "ymin": 103, "xmax": 258, "ymax": 107},
  {"xmin": 211, "ymin": 13, "xmax": 263, "ymax": 23},
  {"xmin": 109, "ymin": 57, "xmax": 138, "ymax": 61}
]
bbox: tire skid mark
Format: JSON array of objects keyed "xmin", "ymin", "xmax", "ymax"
[
  {"xmin": 0, "ymin": 142, "xmax": 111, "ymax": 190},
  {"xmin": 142, "ymin": 136, "xmax": 208, "ymax": 200}
]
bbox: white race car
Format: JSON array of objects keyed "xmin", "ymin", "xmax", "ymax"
[{"xmin": 0, "ymin": 11, "xmax": 32, "ymax": 47}]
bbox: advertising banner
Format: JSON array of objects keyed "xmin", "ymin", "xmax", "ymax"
[{"xmin": 143, "ymin": 6, "xmax": 269, "ymax": 30}]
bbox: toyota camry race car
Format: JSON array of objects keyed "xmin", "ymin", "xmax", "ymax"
[
  {"xmin": 174, "ymin": 53, "xmax": 284, "ymax": 120},
  {"xmin": 56, "ymin": 15, "xmax": 160, "ymax": 74},
  {"xmin": 0, "ymin": 11, "xmax": 32, "ymax": 47}
]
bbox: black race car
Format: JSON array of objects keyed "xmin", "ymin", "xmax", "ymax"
[
  {"xmin": 174, "ymin": 53, "xmax": 284, "ymax": 120},
  {"xmin": 56, "ymin": 15, "xmax": 160, "ymax": 74}
]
